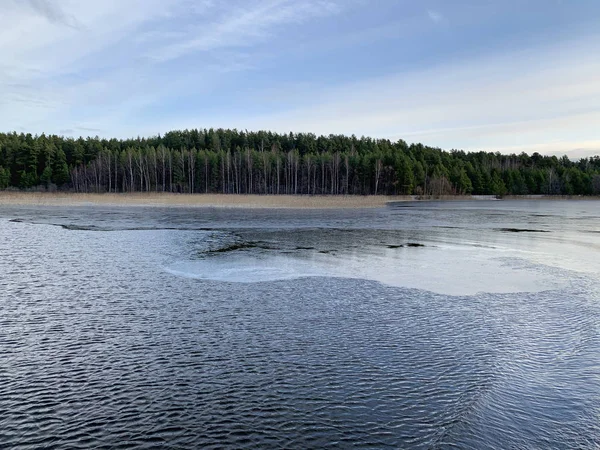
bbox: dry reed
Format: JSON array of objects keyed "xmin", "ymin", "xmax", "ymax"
[{"xmin": 0, "ymin": 192, "xmax": 413, "ymax": 209}]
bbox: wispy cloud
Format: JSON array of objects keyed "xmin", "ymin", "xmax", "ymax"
[
  {"xmin": 148, "ymin": 0, "xmax": 343, "ymax": 62},
  {"xmin": 427, "ymin": 9, "xmax": 443, "ymax": 24},
  {"xmin": 21, "ymin": 0, "xmax": 81, "ymax": 28},
  {"xmin": 0, "ymin": 0, "xmax": 348, "ymax": 134},
  {"xmin": 188, "ymin": 35, "xmax": 600, "ymax": 157},
  {"xmin": 1, "ymin": 0, "xmax": 599, "ymax": 158}
]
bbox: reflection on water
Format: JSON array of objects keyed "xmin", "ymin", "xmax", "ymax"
[{"xmin": 1, "ymin": 201, "xmax": 599, "ymax": 448}]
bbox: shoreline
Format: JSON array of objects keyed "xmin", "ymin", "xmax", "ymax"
[
  {"xmin": 0, "ymin": 192, "xmax": 598, "ymax": 209},
  {"xmin": 0, "ymin": 192, "xmax": 406, "ymax": 209}
]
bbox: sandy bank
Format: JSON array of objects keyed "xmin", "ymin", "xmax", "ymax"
[
  {"xmin": 1, "ymin": 193, "xmax": 597, "ymax": 208},
  {"xmin": 0, "ymin": 192, "xmax": 413, "ymax": 209}
]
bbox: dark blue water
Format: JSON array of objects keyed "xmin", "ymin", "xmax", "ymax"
[{"xmin": 1, "ymin": 201, "xmax": 599, "ymax": 448}]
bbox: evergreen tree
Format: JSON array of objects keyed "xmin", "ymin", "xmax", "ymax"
[{"xmin": 0, "ymin": 129, "xmax": 598, "ymax": 195}]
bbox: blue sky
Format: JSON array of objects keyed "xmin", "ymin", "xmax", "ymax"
[{"xmin": 2, "ymin": 0, "xmax": 600, "ymax": 157}]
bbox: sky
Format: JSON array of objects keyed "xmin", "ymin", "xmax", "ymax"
[{"xmin": 1, "ymin": 0, "xmax": 600, "ymax": 158}]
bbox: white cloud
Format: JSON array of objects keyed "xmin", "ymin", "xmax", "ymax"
[
  {"xmin": 1, "ymin": 0, "xmax": 599, "ymax": 159},
  {"xmin": 427, "ymin": 9, "xmax": 443, "ymax": 24},
  {"xmin": 21, "ymin": 0, "xmax": 81, "ymax": 28},
  {"xmin": 194, "ymin": 35, "xmax": 599, "ymax": 157},
  {"xmin": 0, "ymin": 0, "xmax": 345, "ymax": 135},
  {"xmin": 148, "ymin": 0, "xmax": 342, "ymax": 62}
]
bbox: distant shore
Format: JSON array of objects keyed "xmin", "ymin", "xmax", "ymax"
[
  {"xmin": 0, "ymin": 192, "xmax": 597, "ymax": 209},
  {"xmin": 0, "ymin": 192, "xmax": 406, "ymax": 208}
]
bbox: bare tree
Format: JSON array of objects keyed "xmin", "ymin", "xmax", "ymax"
[{"xmin": 374, "ymin": 159, "xmax": 382, "ymax": 195}]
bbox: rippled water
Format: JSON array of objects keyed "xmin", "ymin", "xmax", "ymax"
[{"xmin": 1, "ymin": 200, "xmax": 599, "ymax": 448}]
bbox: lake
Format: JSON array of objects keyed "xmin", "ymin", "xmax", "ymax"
[{"xmin": 1, "ymin": 200, "xmax": 599, "ymax": 448}]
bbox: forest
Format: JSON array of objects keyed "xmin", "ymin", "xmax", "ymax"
[{"xmin": 1, "ymin": 129, "xmax": 599, "ymax": 196}]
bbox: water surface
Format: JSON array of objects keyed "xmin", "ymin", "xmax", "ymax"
[{"xmin": 1, "ymin": 200, "xmax": 599, "ymax": 448}]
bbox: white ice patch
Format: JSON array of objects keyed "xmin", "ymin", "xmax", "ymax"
[
  {"xmin": 317, "ymin": 246, "xmax": 565, "ymax": 295},
  {"xmin": 164, "ymin": 244, "xmax": 566, "ymax": 296},
  {"xmin": 164, "ymin": 256, "xmax": 326, "ymax": 283}
]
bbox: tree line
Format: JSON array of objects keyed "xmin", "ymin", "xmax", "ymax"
[{"xmin": 1, "ymin": 129, "xmax": 599, "ymax": 196}]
